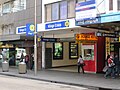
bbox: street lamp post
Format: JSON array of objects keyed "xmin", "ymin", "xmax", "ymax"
[{"xmin": 34, "ymin": 0, "xmax": 37, "ymax": 75}]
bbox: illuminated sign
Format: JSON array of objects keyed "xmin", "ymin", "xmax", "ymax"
[
  {"xmin": 0, "ymin": 44, "xmax": 14, "ymax": 48},
  {"xmin": 76, "ymin": 34, "xmax": 98, "ymax": 41},
  {"xmin": 106, "ymin": 37, "xmax": 110, "ymax": 56}
]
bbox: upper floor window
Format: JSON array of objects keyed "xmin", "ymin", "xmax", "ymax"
[
  {"xmin": 2, "ymin": 2, "xmax": 11, "ymax": 14},
  {"xmin": 45, "ymin": 0, "xmax": 76, "ymax": 22},
  {"xmin": 1, "ymin": 0, "xmax": 26, "ymax": 15},
  {"xmin": 60, "ymin": 1, "xmax": 67, "ymax": 19},
  {"xmin": 52, "ymin": 3, "xmax": 59, "ymax": 21},
  {"xmin": 109, "ymin": 0, "xmax": 113, "ymax": 11},
  {"xmin": 118, "ymin": 0, "xmax": 120, "ymax": 10},
  {"xmin": 45, "ymin": 4, "xmax": 51, "ymax": 22},
  {"xmin": 68, "ymin": 0, "xmax": 75, "ymax": 18},
  {"xmin": 12, "ymin": 0, "xmax": 26, "ymax": 12}
]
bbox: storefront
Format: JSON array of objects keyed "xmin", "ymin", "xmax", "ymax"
[{"xmin": 75, "ymin": 33, "xmax": 105, "ymax": 73}]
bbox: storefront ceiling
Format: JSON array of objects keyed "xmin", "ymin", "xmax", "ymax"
[
  {"xmin": 82, "ymin": 22, "xmax": 120, "ymax": 32},
  {"xmin": 37, "ymin": 27, "xmax": 99, "ymax": 38},
  {"xmin": 0, "ymin": 34, "xmax": 33, "ymax": 42}
]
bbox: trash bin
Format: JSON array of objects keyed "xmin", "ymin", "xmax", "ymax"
[
  {"xmin": 18, "ymin": 62, "xmax": 26, "ymax": 74},
  {"xmin": 2, "ymin": 61, "xmax": 9, "ymax": 72}
]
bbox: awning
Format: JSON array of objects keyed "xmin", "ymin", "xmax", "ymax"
[{"xmin": 0, "ymin": 34, "xmax": 33, "ymax": 41}]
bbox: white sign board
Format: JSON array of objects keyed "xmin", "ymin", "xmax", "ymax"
[{"xmin": 75, "ymin": 0, "xmax": 97, "ymax": 21}]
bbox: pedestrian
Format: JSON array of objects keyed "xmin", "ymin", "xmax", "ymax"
[
  {"xmin": 77, "ymin": 55, "xmax": 85, "ymax": 74},
  {"xmin": 102, "ymin": 54, "xmax": 110, "ymax": 73},
  {"xmin": 30, "ymin": 53, "xmax": 34, "ymax": 70},
  {"xmin": 20, "ymin": 51, "xmax": 25, "ymax": 62},
  {"xmin": 104, "ymin": 55, "xmax": 116, "ymax": 78},
  {"xmin": 114, "ymin": 54, "xmax": 120, "ymax": 76},
  {"xmin": 106, "ymin": 54, "xmax": 110, "ymax": 66},
  {"xmin": 25, "ymin": 54, "xmax": 30, "ymax": 69}
]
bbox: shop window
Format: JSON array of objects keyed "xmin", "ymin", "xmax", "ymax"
[
  {"xmin": 45, "ymin": 4, "xmax": 52, "ymax": 22},
  {"xmin": 117, "ymin": 0, "xmax": 120, "ymax": 10},
  {"xmin": 53, "ymin": 42, "xmax": 63, "ymax": 60},
  {"xmin": 52, "ymin": 3, "xmax": 59, "ymax": 21},
  {"xmin": 109, "ymin": 0, "xmax": 113, "ymax": 11},
  {"xmin": 68, "ymin": 0, "xmax": 75, "ymax": 18},
  {"xmin": 60, "ymin": 1, "xmax": 67, "ymax": 20},
  {"xmin": 69, "ymin": 42, "xmax": 78, "ymax": 59}
]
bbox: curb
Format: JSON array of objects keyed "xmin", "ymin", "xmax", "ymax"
[{"xmin": 0, "ymin": 72, "xmax": 117, "ymax": 90}]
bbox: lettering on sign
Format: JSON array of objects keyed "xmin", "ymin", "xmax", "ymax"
[{"xmin": 76, "ymin": 34, "xmax": 98, "ymax": 41}]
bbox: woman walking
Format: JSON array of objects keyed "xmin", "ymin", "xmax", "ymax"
[{"xmin": 77, "ymin": 55, "xmax": 85, "ymax": 74}]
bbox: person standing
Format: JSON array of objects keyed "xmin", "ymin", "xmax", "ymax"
[
  {"xmin": 77, "ymin": 55, "xmax": 85, "ymax": 74},
  {"xmin": 25, "ymin": 55, "xmax": 30, "ymax": 69}
]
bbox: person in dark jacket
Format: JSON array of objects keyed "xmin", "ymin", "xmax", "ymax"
[
  {"xmin": 104, "ymin": 55, "xmax": 116, "ymax": 78},
  {"xmin": 114, "ymin": 54, "xmax": 120, "ymax": 76},
  {"xmin": 20, "ymin": 52, "xmax": 25, "ymax": 62}
]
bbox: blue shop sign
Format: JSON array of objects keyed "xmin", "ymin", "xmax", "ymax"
[
  {"xmin": 26, "ymin": 23, "xmax": 35, "ymax": 36},
  {"xmin": 45, "ymin": 20, "xmax": 70, "ymax": 30},
  {"xmin": 17, "ymin": 26, "xmax": 26, "ymax": 34},
  {"xmin": 76, "ymin": 17, "xmax": 101, "ymax": 26}
]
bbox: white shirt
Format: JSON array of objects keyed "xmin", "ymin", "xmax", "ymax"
[{"xmin": 78, "ymin": 57, "xmax": 84, "ymax": 64}]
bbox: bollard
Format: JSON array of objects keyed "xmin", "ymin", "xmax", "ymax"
[
  {"xmin": 18, "ymin": 62, "xmax": 27, "ymax": 74},
  {"xmin": 2, "ymin": 61, "xmax": 9, "ymax": 72}
]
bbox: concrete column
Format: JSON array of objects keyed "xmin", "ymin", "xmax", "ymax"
[{"xmin": 42, "ymin": 42, "xmax": 45, "ymax": 69}]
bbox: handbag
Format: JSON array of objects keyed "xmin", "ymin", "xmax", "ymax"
[
  {"xmin": 82, "ymin": 63, "xmax": 85, "ymax": 66},
  {"xmin": 103, "ymin": 65, "xmax": 108, "ymax": 72}
]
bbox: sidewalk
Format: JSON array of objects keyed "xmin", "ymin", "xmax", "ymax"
[{"xmin": 0, "ymin": 67, "xmax": 119, "ymax": 90}]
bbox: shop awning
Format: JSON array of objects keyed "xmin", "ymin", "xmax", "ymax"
[{"xmin": 0, "ymin": 34, "xmax": 33, "ymax": 41}]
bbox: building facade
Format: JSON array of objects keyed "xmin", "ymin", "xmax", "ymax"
[
  {"xmin": 38, "ymin": 0, "xmax": 120, "ymax": 73},
  {"xmin": 0, "ymin": 0, "xmax": 42, "ymax": 70},
  {"xmin": 0, "ymin": 0, "xmax": 120, "ymax": 73}
]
